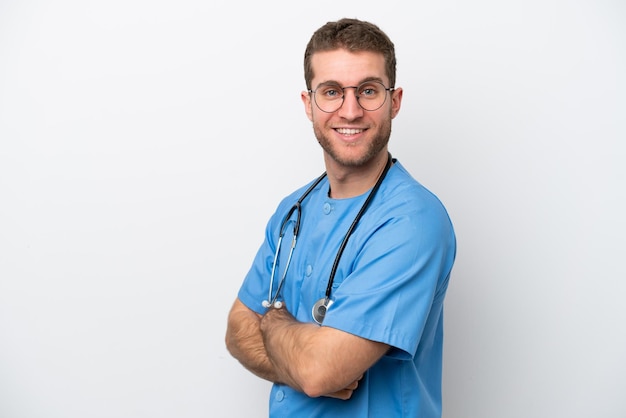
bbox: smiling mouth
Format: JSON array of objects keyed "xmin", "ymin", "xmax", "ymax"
[{"xmin": 335, "ymin": 128, "xmax": 364, "ymax": 135}]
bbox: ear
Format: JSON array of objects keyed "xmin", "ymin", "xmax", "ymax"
[
  {"xmin": 390, "ymin": 87, "xmax": 403, "ymax": 119},
  {"xmin": 301, "ymin": 90, "xmax": 314, "ymax": 122}
]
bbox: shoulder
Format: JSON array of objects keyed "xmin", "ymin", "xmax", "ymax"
[
  {"xmin": 270, "ymin": 174, "xmax": 329, "ymax": 222},
  {"xmin": 378, "ymin": 160, "xmax": 451, "ymax": 220},
  {"xmin": 275, "ymin": 174, "xmax": 326, "ymax": 205}
]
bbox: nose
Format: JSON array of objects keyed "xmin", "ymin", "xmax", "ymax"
[{"xmin": 337, "ymin": 87, "xmax": 364, "ymax": 119}]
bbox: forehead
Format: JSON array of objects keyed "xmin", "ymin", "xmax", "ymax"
[{"xmin": 310, "ymin": 49, "xmax": 387, "ymax": 86}]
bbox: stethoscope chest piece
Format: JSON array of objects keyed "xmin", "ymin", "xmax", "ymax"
[{"xmin": 312, "ymin": 297, "xmax": 333, "ymax": 325}]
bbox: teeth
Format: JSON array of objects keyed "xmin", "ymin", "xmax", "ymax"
[{"xmin": 336, "ymin": 128, "xmax": 363, "ymax": 135}]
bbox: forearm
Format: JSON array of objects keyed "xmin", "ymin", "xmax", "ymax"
[
  {"xmin": 259, "ymin": 307, "xmax": 318, "ymax": 392},
  {"xmin": 228, "ymin": 300, "xmax": 388, "ymax": 398},
  {"xmin": 260, "ymin": 306, "xmax": 366, "ymax": 397},
  {"xmin": 225, "ymin": 300, "xmax": 279, "ymax": 382}
]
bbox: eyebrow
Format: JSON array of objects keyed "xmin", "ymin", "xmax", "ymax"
[{"xmin": 314, "ymin": 76, "xmax": 386, "ymax": 89}]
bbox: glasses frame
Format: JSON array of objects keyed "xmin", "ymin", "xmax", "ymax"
[{"xmin": 308, "ymin": 81, "xmax": 395, "ymax": 113}]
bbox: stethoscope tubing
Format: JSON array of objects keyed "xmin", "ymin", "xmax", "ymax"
[
  {"xmin": 322, "ymin": 154, "xmax": 393, "ymax": 300},
  {"xmin": 264, "ymin": 153, "xmax": 393, "ymax": 321},
  {"xmin": 264, "ymin": 174, "xmax": 327, "ymax": 308}
]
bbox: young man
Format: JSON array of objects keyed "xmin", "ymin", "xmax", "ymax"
[{"xmin": 225, "ymin": 18, "xmax": 456, "ymax": 417}]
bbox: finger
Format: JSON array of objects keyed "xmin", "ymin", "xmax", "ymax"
[
  {"xmin": 326, "ymin": 389, "xmax": 354, "ymax": 400},
  {"xmin": 345, "ymin": 380, "xmax": 359, "ymax": 390}
]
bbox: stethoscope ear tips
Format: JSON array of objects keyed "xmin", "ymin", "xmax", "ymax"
[{"xmin": 262, "ymin": 300, "xmax": 284, "ymax": 309}]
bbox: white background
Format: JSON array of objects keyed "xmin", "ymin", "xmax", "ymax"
[{"xmin": 1, "ymin": 0, "xmax": 625, "ymax": 417}]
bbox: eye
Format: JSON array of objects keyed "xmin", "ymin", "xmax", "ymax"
[
  {"xmin": 319, "ymin": 85, "xmax": 343, "ymax": 99},
  {"xmin": 358, "ymin": 83, "xmax": 380, "ymax": 98}
]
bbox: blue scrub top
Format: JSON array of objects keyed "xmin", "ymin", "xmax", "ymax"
[{"xmin": 238, "ymin": 160, "xmax": 456, "ymax": 418}]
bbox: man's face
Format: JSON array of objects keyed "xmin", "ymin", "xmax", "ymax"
[{"xmin": 301, "ymin": 49, "xmax": 402, "ymax": 169}]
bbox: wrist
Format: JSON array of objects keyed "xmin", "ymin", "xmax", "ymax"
[{"xmin": 261, "ymin": 303, "xmax": 291, "ymax": 325}]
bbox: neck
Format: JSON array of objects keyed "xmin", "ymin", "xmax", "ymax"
[{"xmin": 326, "ymin": 152, "xmax": 391, "ymax": 199}]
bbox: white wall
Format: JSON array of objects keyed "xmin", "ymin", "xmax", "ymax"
[{"xmin": 1, "ymin": 1, "xmax": 624, "ymax": 417}]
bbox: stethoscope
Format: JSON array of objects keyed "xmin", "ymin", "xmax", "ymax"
[{"xmin": 262, "ymin": 153, "xmax": 394, "ymax": 324}]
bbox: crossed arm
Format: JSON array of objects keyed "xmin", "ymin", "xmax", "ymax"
[{"xmin": 225, "ymin": 298, "xmax": 389, "ymax": 399}]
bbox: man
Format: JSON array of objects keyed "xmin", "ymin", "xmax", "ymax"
[{"xmin": 225, "ymin": 18, "xmax": 456, "ymax": 417}]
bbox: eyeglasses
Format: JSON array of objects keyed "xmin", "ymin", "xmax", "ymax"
[{"xmin": 308, "ymin": 81, "xmax": 394, "ymax": 113}]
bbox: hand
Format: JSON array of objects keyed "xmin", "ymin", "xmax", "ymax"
[
  {"xmin": 323, "ymin": 374, "xmax": 363, "ymax": 400},
  {"xmin": 260, "ymin": 303, "xmax": 295, "ymax": 331}
]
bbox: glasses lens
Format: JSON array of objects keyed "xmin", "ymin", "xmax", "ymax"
[
  {"xmin": 356, "ymin": 81, "xmax": 388, "ymax": 111},
  {"xmin": 313, "ymin": 81, "xmax": 389, "ymax": 113},
  {"xmin": 313, "ymin": 84, "xmax": 344, "ymax": 113}
]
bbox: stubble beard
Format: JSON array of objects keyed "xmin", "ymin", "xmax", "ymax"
[{"xmin": 313, "ymin": 114, "xmax": 393, "ymax": 168}]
